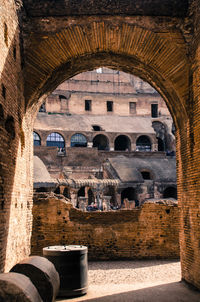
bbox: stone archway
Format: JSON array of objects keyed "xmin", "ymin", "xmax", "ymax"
[
  {"xmin": 114, "ymin": 135, "xmax": 131, "ymax": 151},
  {"xmin": 93, "ymin": 134, "xmax": 109, "ymax": 150},
  {"xmin": 2, "ymin": 2, "xmax": 200, "ymax": 290}
]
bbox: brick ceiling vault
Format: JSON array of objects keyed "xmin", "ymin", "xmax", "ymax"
[{"xmin": 24, "ymin": 21, "xmax": 189, "ymax": 128}]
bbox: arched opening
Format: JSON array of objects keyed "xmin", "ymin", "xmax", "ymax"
[
  {"xmin": 33, "ymin": 132, "xmax": 41, "ymax": 146},
  {"xmin": 114, "ymin": 135, "xmax": 131, "ymax": 151},
  {"xmin": 163, "ymin": 187, "xmax": 177, "ymax": 199},
  {"xmin": 141, "ymin": 171, "xmax": 151, "ymax": 180},
  {"xmin": 71, "ymin": 133, "xmax": 87, "ymax": 147},
  {"xmin": 46, "ymin": 132, "xmax": 65, "ymax": 148},
  {"xmin": 93, "ymin": 134, "xmax": 109, "ymax": 150},
  {"xmin": 92, "ymin": 125, "xmax": 102, "ymax": 131},
  {"xmin": 121, "ymin": 187, "xmax": 136, "ymax": 204},
  {"xmin": 136, "ymin": 136, "xmax": 151, "ymax": 152}
]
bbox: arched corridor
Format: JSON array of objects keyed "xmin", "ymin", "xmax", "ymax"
[
  {"xmin": 93, "ymin": 134, "xmax": 109, "ymax": 150},
  {"xmin": 114, "ymin": 135, "xmax": 131, "ymax": 151}
]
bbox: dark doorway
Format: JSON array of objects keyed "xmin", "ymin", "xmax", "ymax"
[
  {"xmin": 93, "ymin": 134, "xmax": 109, "ymax": 150},
  {"xmin": 121, "ymin": 187, "xmax": 136, "ymax": 203},
  {"xmin": 114, "ymin": 135, "xmax": 131, "ymax": 151},
  {"xmin": 163, "ymin": 187, "xmax": 177, "ymax": 199},
  {"xmin": 78, "ymin": 187, "xmax": 85, "ymax": 197}
]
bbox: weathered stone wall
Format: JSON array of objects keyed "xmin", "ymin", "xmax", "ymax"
[
  {"xmin": 31, "ymin": 193, "xmax": 179, "ymax": 260},
  {"xmin": 0, "ymin": 0, "xmax": 33, "ymax": 272},
  {"xmin": 47, "ymin": 69, "xmax": 169, "ymax": 117},
  {"xmin": 178, "ymin": 0, "xmax": 200, "ymax": 289}
]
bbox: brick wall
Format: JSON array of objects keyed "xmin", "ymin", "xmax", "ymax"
[
  {"xmin": 178, "ymin": 0, "xmax": 200, "ymax": 289},
  {"xmin": 31, "ymin": 193, "xmax": 179, "ymax": 260},
  {"xmin": 0, "ymin": 0, "xmax": 33, "ymax": 272}
]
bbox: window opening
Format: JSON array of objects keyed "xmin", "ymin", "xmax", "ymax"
[
  {"xmin": 107, "ymin": 101, "xmax": 113, "ymax": 112},
  {"xmin": 129, "ymin": 102, "xmax": 136, "ymax": 114},
  {"xmin": 85, "ymin": 100, "xmax": 91, "ymax": 111},
  {"xmin": 46, "ymin": 132, "xmax": 65, "ymax": 148},
  {"xmin": 151, "ymin": 104, "xmax": 158, "ymax": 118},
  {"xmin": 71, "ymin": 133, "xmax": 87, "ymax": 147},
  {"xmin": 39, "ymin": 103, "xmax": 46, "ymax": 112},
  {"xmin": 92, "ymin": 125, "xmax": 102, "ymax": 131},
  {"xmin": 141, "ymin": 171, "xmax": 151, "ymax": 180}
]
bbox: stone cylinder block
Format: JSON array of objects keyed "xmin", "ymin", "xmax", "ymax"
[
  {"xmin": 0, "ymin": 272, "xmax": 42, "ymax": 302},
  {"xmin": 10, "ymin": 256, "xmax": 60, "ymax": 302}
]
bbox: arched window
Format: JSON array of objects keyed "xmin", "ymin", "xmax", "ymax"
[
  {"xmin": 114, "ymin": 135, "xmax": 131, "ymax": 151},
  {"xmin": 71, "ymin": 133, "xmax": 87, "ymax": 147},
  {"xmin": 136, "ymin": 135, "xmax": 151, "ymax": 152},
  {"xmin": 163, "ymin": 187, "xmax": 177, "ymax": 199},
  {"xmin": 92, "ymin": 125, "xmax": 102, "ymax": 131},
  {"xmin": 46, "ymin": 132, "xmax": 65, "ymax": 148},
  {"xmin": 93, "ymin": 134, "xmax": 109, "ymax": 150},
  {"xmin": 33, "ymin": 132, "xmax": 41, "ymax": 146}
]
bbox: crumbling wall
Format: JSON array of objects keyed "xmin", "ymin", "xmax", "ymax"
[{"xmin": 31, "ymin": 193, "xmax": 179, "ymax": 260}]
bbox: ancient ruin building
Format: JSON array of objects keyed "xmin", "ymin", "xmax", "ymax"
[
  {"xmin": 33, "ymin": 68, "xmax": 176, "ymax": 210},
  {"xmin": 1, "ymin": 0, "xmax": 200, "ymax": 291}
]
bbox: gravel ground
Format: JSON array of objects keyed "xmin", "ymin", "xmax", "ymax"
[{"xmin": 57, "ymin": 260, "xmax": 200, "ymax": 302}]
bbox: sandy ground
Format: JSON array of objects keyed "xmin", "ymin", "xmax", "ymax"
[{"xmin": 57, "ymin": 260, "xmax": 200, "ymax": 302}]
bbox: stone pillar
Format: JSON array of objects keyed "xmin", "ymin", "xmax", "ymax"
[
  {"xmin": 88, "ymin": 142, "xmax": 93, "ymax": 148},
  {"xmin": 109, "ymin": 142, "xmax": 114, "ymax": 151},
  {"xmin": 131, "ymin": 143, "xmax": 136, "ymax": 151},
  {"xmin": 70, "ymin": 189, "xmax": 78, "ymax": 207}
]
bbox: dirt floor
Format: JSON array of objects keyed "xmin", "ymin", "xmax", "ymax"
[{"xmin": 57, "ymin": 260, "xmax": 200, "ymax": 302}]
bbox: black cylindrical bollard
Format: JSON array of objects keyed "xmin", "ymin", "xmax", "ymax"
[
  {"xmin": 10, "ymin": 256, "xmax": 60, "ymax": 302},
  {"xmin": 0, "ymin": 272, "xmax": 42, "ymax": 302},
  {"xmin": 43, "ymin": 245, "xmax": 88, "ymax": 297}
]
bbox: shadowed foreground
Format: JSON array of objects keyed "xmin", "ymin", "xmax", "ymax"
[{"xmin": 57, "ymin": 260, "xmax": 200, "ymax": 302}]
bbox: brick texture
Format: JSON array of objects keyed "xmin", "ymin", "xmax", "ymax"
[{"xmin": 31, "ymin": 193, "xmax": 179, "ymax": 260}]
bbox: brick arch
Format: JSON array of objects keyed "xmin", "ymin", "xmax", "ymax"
[{"xmin": 26, "ymin": 21, "xmax": 189, "ymax": 130}]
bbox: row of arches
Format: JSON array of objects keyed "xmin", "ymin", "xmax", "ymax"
[
  {"xmin": 33, "ymin": 132, "xmax": 154, "ymax": 151},
  {"xmin": 73, "ymin": 185, "xmax": 177, "ymax": 209}
]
